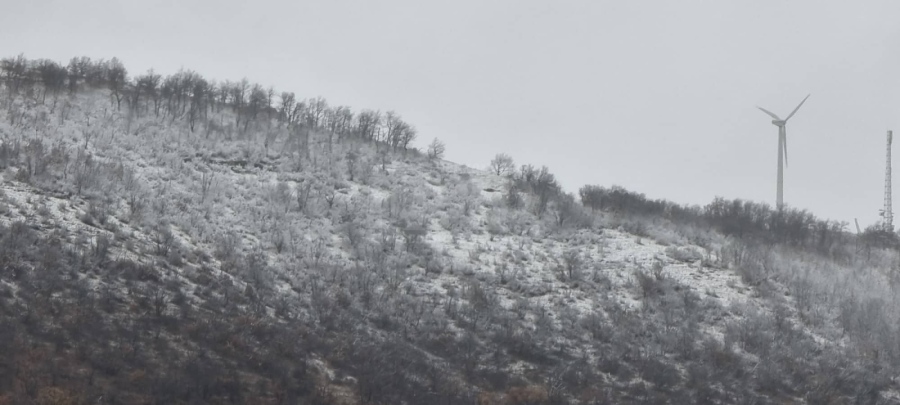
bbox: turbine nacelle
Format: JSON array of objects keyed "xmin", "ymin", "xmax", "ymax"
[{"xmin": 771, "ymin": 120, "xmax": 786, "ymax": 127}]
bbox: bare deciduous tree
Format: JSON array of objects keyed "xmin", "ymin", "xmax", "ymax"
[
  {"xmin": 278, "ymin": 91, "xmax": 296, "ymax": 125},
  {"xmin": 505, "ymin": 181, "xmax": 523, "ymax": 209},
  {"xmin": 152, "ymin": 222, "xmax": 176, "ymax": 257},
  {"xmin": 295, "ymin": 179, "xmax": 313, "ymax": 214},
  {"xmin": 579, "ymin": 184, "xmax": 604, "ymax": 212},
  {"xmin": 306, "ymin": 96, "xmax": 328, "ymax": 128},
  {"xmin": 1, "ymin": 54, "xmax": 28, "ymax": 95},
  {"xmin": 356, "ymin": 109, "xmax": 382, "ymax": 141},
  {"xmin": 520, "ymin": 165, "xmax": 559, "ymax": 218},
  {"xmin": 346, "ymin": 150, "xmax": 359, "ymax": 181},
  {"xmin": 106, "ymin": 58, "xmax": 128, "ymax": 110},
  {"xmin": 427, "ymin": 138, "xmax": 445, "ymax": 161},
  {"xmin": 268, "ymin": 181, "xmax": 294, "ymax": 215},
  {"xmin": 35, "ymin": 59, "xmax": 67, "ymax": 106},
  {"xmin": 561, "ymin": 248, "xmax": 584, "ymax": 281},
  {"xmin": 489, "ymin": 153, "xmax": 516, "ymax": 176},
  {"xmin": 554, "ymin": 192, "xmax": 583, "ymax": 228},
  {"xmin": 199, "ymin": 170, "xmax": 216, "ymax": 203},
  {"xmin": 397, "ymin": 124, "xmax": 417, "ymax": 152}
]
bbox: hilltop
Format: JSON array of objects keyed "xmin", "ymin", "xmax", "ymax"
[{"xmin": 1, "ymin": 55, "xmax": 899, "ymax": 404}]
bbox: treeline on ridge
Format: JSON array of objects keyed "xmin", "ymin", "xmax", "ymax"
[
  {"xmin": 578, "ymin": 184, "xmax": 895, "ymax": 256},
  {"xmin": 0, "ymin": 54, "xmax": 418, "ymax": 151}
]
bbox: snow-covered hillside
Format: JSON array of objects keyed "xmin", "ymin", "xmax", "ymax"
[{"xmin": 1, "ymin": 57, "xmax": 899, "ymax": 404}]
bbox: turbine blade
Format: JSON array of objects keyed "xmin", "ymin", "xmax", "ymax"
[
  {"xmin": 757, "ymin": 106, "xmax": 781, "ymax": 121},
  {"xmin": 785, "ymin": 94, "xmax": 810, "ymax": 121}
]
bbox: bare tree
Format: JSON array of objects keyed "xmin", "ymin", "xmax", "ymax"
[
  {"xmin": 136, "ymin": 70, "xmax": 162, "ymax": 117},
  {"xmin": 505, "ymin": 181, "xmax": 524, "ymax": 209},
  {"xmin": 563, "ymin": 248, "xmax": 584, "ymax": 281},
  {"xmin": 520, "ymin": 165, "xmax": 559, "ymax": 218},
  {"xmin": 188, "ymin": 77, "xmax": 210, "ymax": 132},
  {"xmin": 295, "ymin": 179, "xmax": 313, "ymax": 214},
  {"xmin": 346, "ymin": 150, "xmax": 359, "ymax": 181},
  {"xmin": 554, "ymin": 192, "xmax": 581, "ymax": 227},
  {"xmin": 383, "ymin": 111, "xmax": 401, "ymax": 145},
  {"xmin": 489, "ymin": 153, "xmax": 516, "ymax": 176},
  {"xmin": 278, "ymin": 91, "xmax": 296, "ymax": 125},
  {"xmin": 152, "ymin": 222, "xmax": 176, "ymax": 256},
  {"xmin": 335, "ymin": 105, "xmax": 354, "ymax": 139},
  {"xmin": 402, "ymin": 225, "xmax": 427, "ymax": 253},
  {"xmin": 34, "ymin": 59, "xmax": 67, "ymax": 105},
  {"xmin": 230, "ymin": 78, "xmax": 249, "ymax": 128},
  {"xmin": 427, "ymin": 138, "xmax": 445, "ymax": 161},
  {"xmin": 268, "ymin": 181, "xmax": 294, "ymax": 215},
  {"xmin": 306, "ymin": 96, "xmax": 328, "ymax": 128},
  {"xmin": 265, "ymin": 86, "xmax": 275, "ymax": 120},
  {"xmin": 356, "ymin": 109, "xmax": 382, "ymax": 141},
  {"xmin": 199, "ymin": 170, "xmax": 216, "ymax": 203},
  {"xmin": 66, "ymin": 56, "xmax": 90, "ymax": 94},
  {"xmin": 72, "ymin": 150, "xmax": 98, "ymax": 195},
  {"xmin": 1, "ymin": 53, "xmax": 28, "ymax": 95},
  {"xmin": 321, "ymin": 185, "xmax": 338, "ymax": 210},
  {"xmin": 244, "ymin": 83, "xmax": 268, "ymax": 131},
  {"xmin": 397, "ymin": 124, "xmax": 417, "ymax": 152},
  {"xmin": 579, "ymin": 184, "xmax": 604, "ymax": 212},
  {"xmin": 107, "ymin": 57, "xmax": 128, "ymax": 110}
]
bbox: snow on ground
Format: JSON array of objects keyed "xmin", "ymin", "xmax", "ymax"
[
  {"xmin": 2, "ymin": 91, "xmax": 871, "ymax": 394},
  {"xmin": 0, "ymin": 107, "xmax": 798, "ymax": 351},
  {"xmin": 386, "ymin": 163, "xmax": 768, "ymax": 347}
]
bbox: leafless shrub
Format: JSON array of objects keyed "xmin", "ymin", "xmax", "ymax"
[
  {"xmin": 81, "ymin": 199, "xmax": 110, "ymax": 227},
  {"xmin": 72, "ymin": 149, "xmax": 98, "ymax": 195},
  {"xmin": 665, "ymin": 245, "xmax": 703, "ymax": 262},
  {"xmin": 304, "ymin": 236, "xmax": 329, "ymax": 270},
  {"xmin": 442, "ymin": 207, "xmax": 470, "ymax": 234},
  {"xmin": 402, "ymin": 223, "xmax": 427, "ymax": 254},
  {"xmin": 199, "ymin": 169, "xmax": 216, "ymax": 203},
  {"xmin": 214, "ymin": 232, "xmax": 242, "ymax": 262},
  {"xmin": 505, "ymin": 182, "xmax": 524, "ymax": 210},
  {"xmin": 268, "ymin": 224, "xmax": 287, "ymax": 253},
  {"xmin": 321, "ymin": 184, "xmax": 338, "ymax": 211},
  {"xmin": 91, "ymin": 234, "xmax": 112, "ymax": 266},
  {"xmin": 341, "ymin": 219, "xmax": 366, "ymax": 253},
  {"xmin": 635, "ymin": 260, "xmax": 669, "ymax": 300},
  {"xmin": 495, "ymin": 262, "xmax": 520, "ymax": 284},
  {"xmin": 385, "ymin": 187, "xmax": 415, "ymax": 219},
  {"xmin": 151, "ymin": 222, "xmax": 176, "ymax": 257},
  {"xmin": 294, "ymin": 178, "xmax": 314, "ymax": 214},
  {"xmin": 357, "ymin": 156, "xmax": 374, "ymax": 185},
  {"xmin": 345, "ymin": 149, "xmax": 359, "ymax": 181},
  {"xmin": 560, "ymin": 248, "xmax": 584, "ymax": 281},
  {"xmin": 638, "ymin": 357, "xmax": 681, "ymax": 391},
  {"xmin": 379, "ymin": 226, "xmax": 398, "ymax": 252}
]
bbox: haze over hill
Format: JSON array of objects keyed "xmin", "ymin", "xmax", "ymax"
[{"xmin": 0, "ymin": 55, "xmax": 900, "ymax": 404}]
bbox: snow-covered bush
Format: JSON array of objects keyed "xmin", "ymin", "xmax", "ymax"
[{"xmin": 665, "ymin": 245, "xmax": 703, "ymax": 263}]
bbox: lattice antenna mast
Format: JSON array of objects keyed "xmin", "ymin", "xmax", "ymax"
[{"xmin": 884, "ymin": 130, "xmax": 893, "ymax": 232}]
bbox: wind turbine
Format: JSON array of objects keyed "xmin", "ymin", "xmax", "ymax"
[{"xmin": 757, "ymin": 94, "xmax": 810, "ymax": 209}]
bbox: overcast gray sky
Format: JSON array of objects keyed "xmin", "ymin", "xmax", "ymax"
[{"xmin": 3, "ymin": 0, "xmax": 900, "ymax": 225}]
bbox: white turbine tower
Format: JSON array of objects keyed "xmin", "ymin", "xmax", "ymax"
[{"xmin": 757, "ymin": 94, "xmax": 810, "ymax": 209}]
